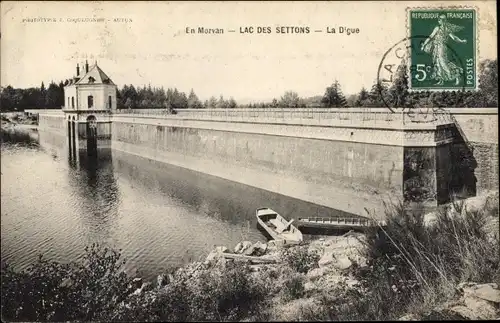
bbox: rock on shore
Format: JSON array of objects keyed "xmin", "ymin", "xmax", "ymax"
[
  {"xmin": 153, "ymin": 217, "xmax": 499, "ymax": 321},
  {"xmin": 421, "ymin": 282, "xmax": 500, "ymax": 320},
  {"xmin": 199, "ymin": 233, "xmax": 368, "ymax": 297}
]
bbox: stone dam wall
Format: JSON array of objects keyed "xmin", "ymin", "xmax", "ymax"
[
  {"xmin": 111, "ymin": 116, "xmax": 410, "ymax": 219},
  {"xmin": 449, "ymin": 109, "xmax": 498, "ymax": 192},
  {"xmin": 33, "ymin": 108, "xmax": 498, "ymax": 219}
]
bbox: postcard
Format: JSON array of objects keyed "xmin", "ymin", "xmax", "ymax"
[{"xmin": 1, "ymin": 1, "xmax": 498, "ymax": 322}]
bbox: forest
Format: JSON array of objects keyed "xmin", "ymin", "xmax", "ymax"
[{"xmin": 0, "ymin": 59, "xmax": 496, "ymax": 112}]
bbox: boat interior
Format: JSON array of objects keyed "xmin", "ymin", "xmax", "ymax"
[{"xmin": 257, "ymin": 208, "xmax": 303, "ymax": 242}]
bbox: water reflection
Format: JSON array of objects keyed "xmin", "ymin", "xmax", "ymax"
[
  {"xmin": 2, "ymin": 128, "xmax": 350, "ymax": 280},
  {"xmin": 67, "ymin": 150, "xmax": 121, "ymax": 245},
  {"xmin": 112, "ymin": 150, "xmax": 350, "ymax": 226}
]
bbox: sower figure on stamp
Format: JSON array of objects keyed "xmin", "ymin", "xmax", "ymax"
[{"xmin": 420, "ymin": 14, "xmax": 467, "ymax": 86}]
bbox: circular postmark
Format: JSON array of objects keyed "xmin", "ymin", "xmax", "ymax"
[{"xmin": 377, "ymin": 35, "xmax": 467, "ymax": 120}]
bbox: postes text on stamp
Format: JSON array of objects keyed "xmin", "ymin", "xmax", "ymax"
[{"xmin": 408, "ymin": 8, "xmax": 477, "ymax": 91}]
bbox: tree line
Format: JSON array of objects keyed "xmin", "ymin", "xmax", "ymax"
[
  {"xmin": 116, "ymin": 85, "xmax": 238, "ymax": 110},
  {"xmin": 1, "ymin": 59, "xmax": 496, "ymax": 112},
  {"xmin": 283, "ymin": 58, "xmax": 497, "ymax": 109},
  {"xmin": 1, "ymin": 81, "xmax": 65, "ymax": 112},
  {"xmin": 0, "ymin": 82, "xmax": 239, "ymax": 111},
  {"xmin": 352, "ymin": 58, "xmax": 498, "ymax": 109}
]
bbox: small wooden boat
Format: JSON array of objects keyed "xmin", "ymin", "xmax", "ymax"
[
  {"xmin": 297, "ymin": 216, "xmax": 386, "ymax": 231},
  {"xmin": 256, "ymin": 208, "xmax": 303, "ymax": 245}
]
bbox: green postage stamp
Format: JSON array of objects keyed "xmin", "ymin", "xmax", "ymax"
[{"xmin": 408, "ymin": 8, "xmax": 477, "ymax": 91}]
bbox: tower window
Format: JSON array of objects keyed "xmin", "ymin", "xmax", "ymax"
[
  {"xmin": 108, "ymin": 96, "xmax": 112, "ymax": 109},
  {"xmin": 71, "ymin": 97, "xmax": 75, "ymax": 108},
  {"xmin": 88, "ymin": 95, "xmax": 94, "ymax": 109},
  {"xmin": 88, "ymin": 76, "xmax": 95, "ymax": 84}
]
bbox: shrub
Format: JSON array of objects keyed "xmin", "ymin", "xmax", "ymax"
[
  {"xmin": 104, "ymin": 269, "xmax": 191, "ymax": 322},
  {"xmin": 1, "ymin": 248, "xmax": 272, "ymax": 322},
  {"xmin": 357, "ymin": 198, "xmax": 500, "ymax": 319},
  {"xmin": 187, "ymin": 261, "xmax": 268, "ymax": 321},
  {"xmin": 281, "ymin": 273, "xmax": 305, "ymax": 302},
  {"xmin": 105, "ymin": 292, "xmax": 160, "ymax": 322},
  {"xmin": 293, "ymin": 299, "xmax": 325, "ymax": 321},
  {"xmin": 1, "ymin": 244, "xmax": 133, "ymax": 322},
  {"xmin": 2, "ymin": 258, "xmax": 81, "ymax": 321},
  {"xmin": 315, "ymin": 284, "xmax": 384, "ymax": 321},
  {"xmin": 281, "ymin": 245, "xmax": 320, "ymax": 274},
  {"xmin": 271, "ymin": 297, "xmax": 324, "ymax": 321},
  {"xmin": 1, "ymin": 128, "xmax": 37, "ymax": 147},
  {"xmin": 155, "ymin": 279, "xmax": 192, "ymax": 321}
]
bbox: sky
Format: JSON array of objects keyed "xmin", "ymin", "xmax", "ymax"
[{"xmin": 1, "ymin": 1, "xmax": 497, "ymax": 103}]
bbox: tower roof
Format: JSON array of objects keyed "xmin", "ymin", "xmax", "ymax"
[{"xmin": 75, "ymin": 62, "xmax": 115, "ymax": 85}]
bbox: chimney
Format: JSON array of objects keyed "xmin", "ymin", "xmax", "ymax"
[
  {"xmin": 76, "ymin": 63, "xmax": 80, "ymax": 76},
  {"xmin": 85, "ymin": 60, "xmax": 89, "ymax": 73}
]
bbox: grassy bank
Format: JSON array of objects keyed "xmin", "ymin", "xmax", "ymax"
[
  {"xmin": 2, "ymin": 192, "xmax": 499, "ymax": 321},
  {"xmin": 1, "ymin": 127, "xmax": 39, "ymax": 148},
  {"xmin": 1, "ymin": 113, "xmax": 38, "ymax": 127}
]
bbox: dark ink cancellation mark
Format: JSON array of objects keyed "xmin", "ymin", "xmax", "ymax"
[{"xmin": 377, "ymin": 35, "xmax": 467, "ymax": 116}]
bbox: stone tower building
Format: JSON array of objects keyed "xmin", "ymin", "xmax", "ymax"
[
  {"xmin": 64, "ymin": 60, "xmax": 117, "ymax": 111},
  {"xmin": 63, "ymin": 61, "xmax": 117, "ymax": 157}
]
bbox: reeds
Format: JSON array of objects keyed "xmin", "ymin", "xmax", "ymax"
[{"xmin": 359, "ymin": 193, "xmax": 500, "ymax": 319}]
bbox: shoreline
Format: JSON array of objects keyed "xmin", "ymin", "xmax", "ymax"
[
  {"xmin": 1, "ymin": 115, "xmax": 39, "ymax": 131},
  {"xmin": 1, "ymin": 123, "xmax": 39, "ymax": 130},
  {"xmin": 1, "ymin": 188, "xmax": 498, "ymax": 321}
]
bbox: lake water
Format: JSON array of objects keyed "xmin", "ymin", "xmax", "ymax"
[{"xmin": 1, "ymin": 127, "xmax": 345, "ymax": 280}]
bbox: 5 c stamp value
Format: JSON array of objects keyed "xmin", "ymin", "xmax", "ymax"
[{"xmin": 408, "ymin": 8, "xmax": 477, "ymax": 91}]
